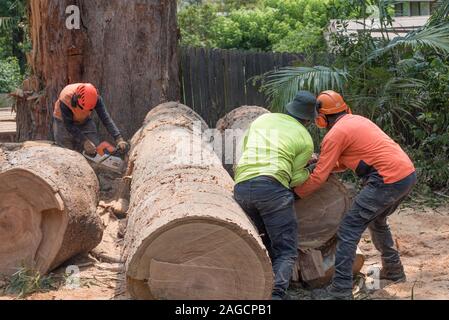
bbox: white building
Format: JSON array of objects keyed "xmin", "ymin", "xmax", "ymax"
[{"xmin": 328, "ymin": 1, "xmax": 439, "ymax": 39}]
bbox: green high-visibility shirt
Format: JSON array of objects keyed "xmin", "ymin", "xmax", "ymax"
[{"xmin": 235, "ymin": 113, "xmax": 314, "ymax": 189}]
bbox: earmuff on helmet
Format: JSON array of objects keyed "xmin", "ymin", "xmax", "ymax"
[
  {"xmin": 71, "ymin": 94, "xmax": 83, "ymax": 110},
  {"xmin": 315, "ymin": 90, "xmax": 352, "ymax": 129},
  {"xmin": 315, "ymin": 101, "xmax": 327, "ymax": 129},
  {"xmin": 73, "ymin": 83, "xmax": 98, "ymax": 111}
]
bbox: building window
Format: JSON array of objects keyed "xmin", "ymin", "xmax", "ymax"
[
  {"xmin": 395, "ymin": 3, "xmax": 404, "ymax": 16},
  {"xmin": 420, "ymin": 2, "xmax": 430, "ymax": 15},
  {"xmin": 410, "ymin": 2, "xmax": 421, "ymax": 16}
]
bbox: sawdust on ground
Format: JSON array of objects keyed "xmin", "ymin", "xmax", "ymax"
[
  {"xmin": 1, "ymin": 203, "xmax": 448, "ymax": 300},
  {"xmin": 360, "ymin": 205, "xmax": 449, "ymax": 300}
]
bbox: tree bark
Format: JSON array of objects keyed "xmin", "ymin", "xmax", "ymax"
[
  {"xmin": 17, "ymin": 0, "xmax": 179, "ymax": 141},
  {"xmin": 0, "ymin": 141, "xmax": 103, "ymax": 276},
  {"xmin": 123, "ymin": 102, "xmax": 273, "ymax": 300}
]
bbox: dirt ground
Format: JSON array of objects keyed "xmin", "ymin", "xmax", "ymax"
[
  {"xmin": 359, "ymin": 205, "xmax": 449, "ymax": 300},
  {"xmin": 1, "ymin": 191, "xmax": 448, "ymax": 300}
]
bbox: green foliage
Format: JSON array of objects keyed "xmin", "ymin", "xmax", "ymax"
[
  {"xmin": 0, "ymin": 56, "xmax": 22, "ymax": 93},
  {"xmin": 178, "ymin": 0, "xmax": 335, "ymax": 52},
  {"xmin": 272, "ymin": 24, "xmax": 325, "ymax": 54},
  {"xmin": 0, "ymin": 94, "xmax": 13, "ymax": 108},
  {"xmin": 0, "ymin": 0, "xmax": 29, "ymax": 72},
  {"xmin": 1, "ymin": 268, "xmax": 58, "ymax": 298},
  {"xmin": 367, "ymin": 24, "xmax": 449, "ymax": 62},
  {"xmin": 0, "ymin": 17, "xmax": 13, "ymax": 29},
  {"xmin": 261, "ymin": 66, "xmax": 349, "ymax": 111},
  {"xmin": 178, "ymin": 4, "xmax": 219, "ymax": 47},
  {"xmin": 260, "ymin": 1, "xmax": 449, "ymax": 193}
]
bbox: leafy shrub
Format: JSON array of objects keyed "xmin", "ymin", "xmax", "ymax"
[
  {"xmin": 178, "ymin": 0, "xmax": 334, "ymax": 52},
  {"xmin": 0, "ymin": 56, "xmax": 22, "ymax": 93},
  {"xmin": 260, "ymin": 2, "xmax": 449, "ymax": 193}
]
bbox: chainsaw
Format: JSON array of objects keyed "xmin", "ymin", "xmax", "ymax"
[{"xmin": 83, "ymin": 141, "xmax": 126, "ymax": 174}]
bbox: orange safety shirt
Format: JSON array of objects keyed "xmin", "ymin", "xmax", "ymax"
[{"xmin": 295, "ymin": 114, "xmax": 415, "ymax": 198}]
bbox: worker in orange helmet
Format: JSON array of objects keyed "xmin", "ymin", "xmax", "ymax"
[
  {"xmin": 295, "ymin": 90, "xmax": 417, "ymax": 300},
  {"xmin": 53, "ymin": 83, "xmax": 129, "ymax": 155}
]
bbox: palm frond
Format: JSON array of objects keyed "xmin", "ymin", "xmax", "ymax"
[
  {"xmin": 350, "ymin": 77, "xmax": 426, "ymax": 119},
  {"xmin": 381, "ymin": 77, "xmax": 427, "ymax": 107},
  {"xmin": 367, "ymin": 23, "xmax": 449, "ymax": 61},
  {"xmin": 259, "ymin": 66, "xmax": 350, "ymax": 112},
  {"xmin": 427, "ymin": 0, "xmax": 449, "ymax": 26},
  {"xmin": 0, "ymin": 17, "xmax": 13, "ymax": 30}
]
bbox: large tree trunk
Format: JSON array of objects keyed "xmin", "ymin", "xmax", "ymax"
[
  {"xmin": 0, "ymin": 142, "xmax": 103, "ymax": 276},
  {"xmin": 123, "ymin": 102, "xmax": 273, "ymax": 300},
  {"xmin": 17, "ymin": 0, "xmax": 179, "ymax": 141},
  {"xmin": 216, "ymin": 106, "xmax": 363, "ymax": 287}
]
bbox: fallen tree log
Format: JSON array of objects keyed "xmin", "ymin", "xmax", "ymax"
[
  {"xmin": 123, "ymin": 102, "xmax": 273, "ymax": 300},
  {"xmin": 300, "ymin": 246, "xmax": 366, "ymax": 289},
  {"xmin": 216, "ymin": 106, "xmax": 270, "ymax": 176},
  {"xmin": 0, "ymin": 142, "xmax": 103, "ymax": 276},
  {"xmin": 216, "ymin": 106, "xmax": 363, "ymax": 287}
]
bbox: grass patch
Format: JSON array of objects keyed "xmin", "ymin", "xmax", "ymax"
[{"xmin": 0, "ymin": 267, "xmax": 61, "ymax": 299}]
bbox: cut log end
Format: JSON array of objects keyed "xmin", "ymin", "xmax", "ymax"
[
  {"xmin": 127, "ymin": 218, "xmax": 272, "ymax": 300},
  {"xmin": 0, "ymin": 169, "xmax": 66, "ymax": 275},
  {"xmin": 216, "ymin": 106, "xmax": 270, "ymax": 133},
  {"xmin": 296, "ymin": 176, "xmax": 351, "ymax": 249},
  {"xmin": 125, "ymin": 104, "xmax": 273, "ymax": 300},
  {"xmin": 0, "ymin": 144, "xmax": 103, "ymax": 275},
  {"xmin": 298, "ymin": 246, "xmax": 366, "ymax": 289}
]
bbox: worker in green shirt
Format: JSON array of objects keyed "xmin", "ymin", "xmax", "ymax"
[{"xmin": 234, "ymin": 91, "xmax": 318, "ymax": 300}]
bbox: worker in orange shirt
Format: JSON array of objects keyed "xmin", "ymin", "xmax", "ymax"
[
  {"xmin": 295, "ymin": 91, "xmax": 417, "ymax": 300},
  {"xmin": 53, "ymin": 83, "xmax": 129, "ymax": 155}
]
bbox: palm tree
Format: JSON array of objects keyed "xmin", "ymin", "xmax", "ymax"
[{"xmin": 260, "ymin": 0, "xmax": 449, "ymax": 114}]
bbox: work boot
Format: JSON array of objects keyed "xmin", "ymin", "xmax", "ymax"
[
  {"xmin": 311, "ymin": 284, "xmax": 353, "ymax": 300},
  {"xmin": 379, "ymin": 263, "xmax": 406, "ymax": 283}
]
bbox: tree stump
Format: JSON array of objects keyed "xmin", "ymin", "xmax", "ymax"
[
  {"xmin": 123, "ymin": 102, "xmax": 273, "ymax": 300},
  {"xmin": 0, "ymin": 142, "xmax": 103, "ymax": 276}
]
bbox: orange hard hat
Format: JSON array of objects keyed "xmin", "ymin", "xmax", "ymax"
[
  {"xmin": 75, "ymin": 83, "xmax": 98, "ymax": 110},
  {"xmin": 317, "ymin": 90, "xmax": 348, "ymax": 115},
  {"xmin": 315, "ymin": 90, "xmax": 352, "ymax": 129}
]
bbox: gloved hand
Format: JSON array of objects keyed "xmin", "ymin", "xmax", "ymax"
[
  {"xmin": 306, "ymin": 162, "xmax": 317, "ymax": 174},
  {"xmin": 83, "ymin": 139, "xmax": 97, "ymax": 156},
  {"xmin": 308, "ymin": 153, "xmax": 319, "ymax": 165},
  {"xmin": 116, "ymin": 136, "xmax": 130, "ymax": 154}
]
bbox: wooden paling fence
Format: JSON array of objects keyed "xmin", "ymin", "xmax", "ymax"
[{"xmin": 180, "ymin": 47, "xmax": 304, "ymax": 127}]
